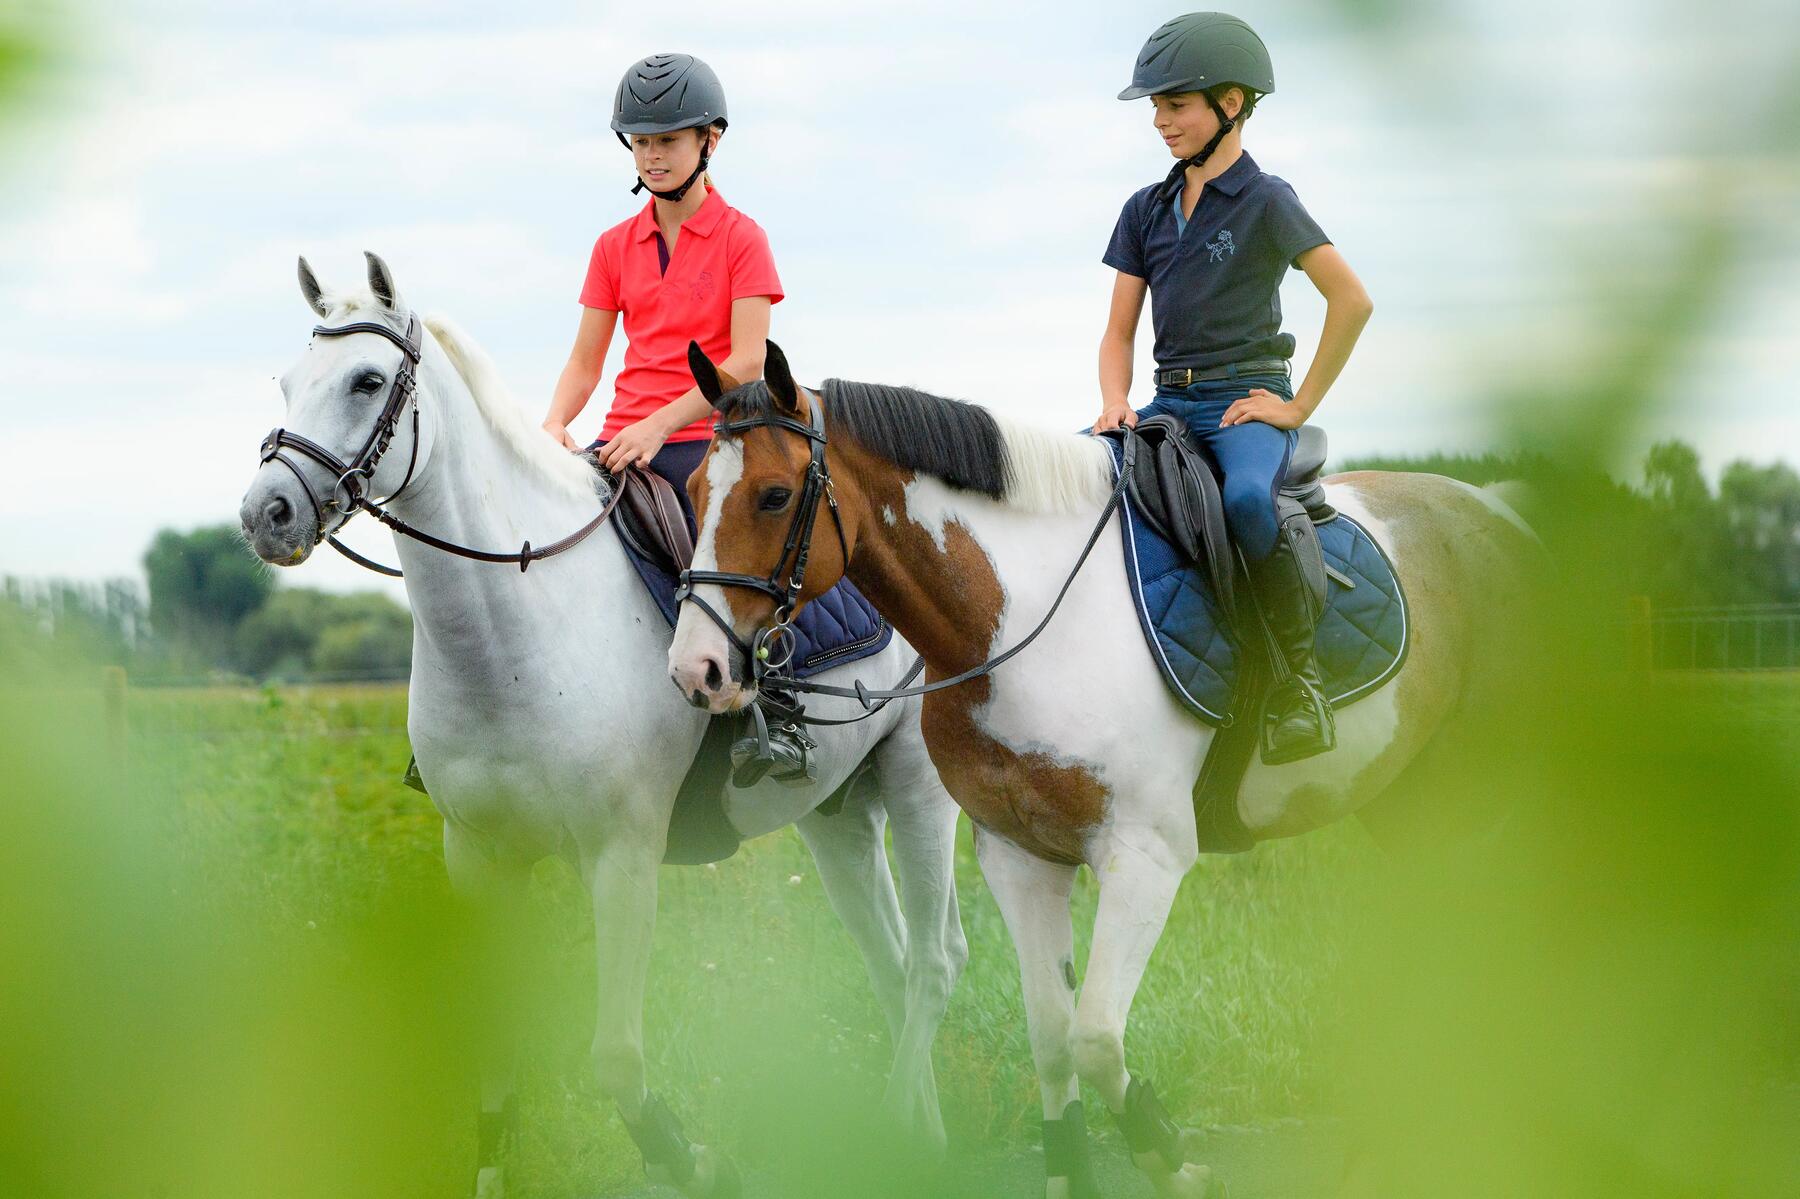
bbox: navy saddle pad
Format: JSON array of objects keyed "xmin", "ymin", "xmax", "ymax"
[
  {"xmin": 1102, "ymin": 438, "xmax": 1409, "ymax": 725},
  {"xmin": 617, "ymin": 502, "xmax": 893, "ymax": 679}
]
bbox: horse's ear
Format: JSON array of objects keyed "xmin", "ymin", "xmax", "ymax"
[
  {"xmin": 765, "ymin": 340, "xmax": 799, "ymax": 414},
  {"xmin": 297, "ymin": 256, "xmax": 329, "ymax": 318},
  {"xmin": 364, "ymin": 250, "xmax": 402, "ymax": 310},
  {"xmin": 689, "ymin": 341, "xmax": 725, "ymax": 406}
]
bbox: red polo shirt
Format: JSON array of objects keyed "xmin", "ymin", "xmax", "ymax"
[{"xmin": 580, "ymin": 190, "xmax": 784, "ymax": 443}]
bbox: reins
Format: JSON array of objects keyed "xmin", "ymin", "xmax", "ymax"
[
  {"xmin": 259, "ymin": 313, "xmax": 624, "ymax": 579},
  {"xmin": 677, "ymin": 389, "xmax": 1137, "ymax": 725}
]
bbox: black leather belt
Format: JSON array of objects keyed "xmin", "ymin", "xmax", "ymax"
[{"xmin": 1155, "ymin": 358, "xmax": 1291, "ymax": 388}]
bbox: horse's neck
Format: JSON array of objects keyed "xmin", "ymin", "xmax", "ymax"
[
  {"xmin": 849, "ymin": 468, "xmax": 1105, "ymax": 678},
  {"xmin": 387, "ymin": 365, "xmax": 639, "ymax": 670}
]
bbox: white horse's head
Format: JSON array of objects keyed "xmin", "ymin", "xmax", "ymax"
[{"xmin": 240, "ymin": 252, "xmax": 437, "ymax": 566}]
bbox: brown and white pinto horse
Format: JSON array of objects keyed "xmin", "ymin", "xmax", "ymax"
[{"xmin": 669, "ymin": 343, "xmax": 1543, "ymax": 1199}]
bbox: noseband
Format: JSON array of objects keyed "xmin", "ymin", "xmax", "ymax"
[
  {"xmin": 256, "ymin": 312, "xmax": 623, "ymax": 577},
  {"xmin": 260, "ymin": 315, "xmax": 424, "ymax": 560}
]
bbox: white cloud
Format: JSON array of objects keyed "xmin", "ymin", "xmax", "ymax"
[{"xmin": 2, "ymin": 0, "xmax": 1796, "ymax": 592}]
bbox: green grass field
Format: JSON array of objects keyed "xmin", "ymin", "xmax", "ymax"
[
  {"xmin": 120, "ymin": 680, "xmax": 1387, "ymax": 1195},
  {"xmin": 9, "ymin": 670, "xmax": 1796, "ymax": 1198}
]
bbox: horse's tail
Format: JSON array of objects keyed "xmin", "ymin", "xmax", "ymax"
[{"xmin": 1479, "ymin": 480, "xmax": 1544, "ymax": 545}]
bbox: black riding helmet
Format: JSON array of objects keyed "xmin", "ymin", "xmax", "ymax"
[
  {"xmin": 611, "ymin": 53, "xmax": 729, "ymax": 202},
  {"xmin": 1121, "ymin": 13, "xmax": 1275, "ymax": 203}
]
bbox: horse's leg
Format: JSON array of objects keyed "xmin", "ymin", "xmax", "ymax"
[
  {"xmin": 793, "ymin": 795, "xmax": 910, "ymax": 1044},
  {"xmin": 975, "ymin": 831, "xmax": 1096, "ymax": 1199},
  {"xmin": 443, "ymin": 829, "xmax": 530, "ymax": 1199},
  {"xmin": 1074, "ymin": 834, "xmax": 1220, "ymax": 1199},
  {"xmin": 870, "ymin": 728, "xmax": 968, "ymax": 1153},
  {"xmin": 584, "ymin": 836, "xmax": 740, "ymax": 1198}
]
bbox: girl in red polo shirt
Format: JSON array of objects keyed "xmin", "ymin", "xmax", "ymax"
[{"xmin": 543, "ymin": 53, "xmax": 783, "ymax": 492}]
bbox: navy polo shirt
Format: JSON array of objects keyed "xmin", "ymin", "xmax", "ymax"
[{"xmin": 1103, "ymin": 151, "xmax": 1330, "ymax": 372}]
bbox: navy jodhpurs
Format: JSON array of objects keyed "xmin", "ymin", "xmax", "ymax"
[
  {"xmin": 589, "ymin": 438, "xmax": 710, "ymax": 494},
  {"xmin": 1134, "ymin": 373, "xmax": 1297, "ymax": 563}
]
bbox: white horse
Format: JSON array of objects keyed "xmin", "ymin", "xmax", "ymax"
[
  {"xmin": 237, "ymin": 254, "xmax": 967, "ymax": 1199},
  {"xmin": 671, "ymin": 345, "xmax": 1546, "ymax": 1199}
]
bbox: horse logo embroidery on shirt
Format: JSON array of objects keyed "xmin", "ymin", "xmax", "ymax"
[
  {"xmin": 1205, "ymin": 229, "xmax": 1235, "ymax": 262},
  {"xmin": 691, "ymin": 270, "xmax": 716, "ymax": 301}
]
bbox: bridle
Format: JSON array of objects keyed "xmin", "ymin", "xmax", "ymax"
[
  {"xmin": 258, "ymin": 312, "xmax": 622, "ymax": 578},
  {"xmin": 675, "ymin": 393, "xmax": 850, "ymax": 679},
  {"xmin": 674, "ymin": 387, "xmax": 1137, "ymax": 726},
  {"xmin": 261, "ymin": 315, "xmax": 424, "ymax": 564}
]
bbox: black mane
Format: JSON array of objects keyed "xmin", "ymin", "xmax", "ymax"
[{"xmin": 716, "ymin": 378, "xmax": 1008, "ymax": 500}]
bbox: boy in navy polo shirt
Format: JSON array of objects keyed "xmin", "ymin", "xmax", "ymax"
[{"xmin": 1093, "ymin": 12, "xmax": 1373, "ymax": 765}]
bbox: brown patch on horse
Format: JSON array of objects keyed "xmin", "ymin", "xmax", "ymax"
[{"xmin": 833, "ymin": 438, "xmax": 1107, "ymax": 865}]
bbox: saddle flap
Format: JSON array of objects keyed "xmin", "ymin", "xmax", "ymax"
[
  {"xmin": 615, "ymin": 465, "xmax": 695, "ymax": 575},
  {"xmin": 1124, "ymin": 416, "xmax": 1237, "ymax": 619}
]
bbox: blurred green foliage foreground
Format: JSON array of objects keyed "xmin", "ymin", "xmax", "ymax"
[{"xmin": 2, "ymin": 507, "xmax": 1797, "ymax": 1199}]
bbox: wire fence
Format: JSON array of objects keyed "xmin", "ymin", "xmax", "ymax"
[
  {"xmin": 87, "ymin": 603, "xmax": 1800, "ymax": 693},
  {"xmin": 1627, "ymin": 602, "xmax": 1800, "ymax": 672}
]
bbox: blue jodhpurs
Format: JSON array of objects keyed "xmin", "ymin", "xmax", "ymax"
[{"xmin": 1135, "ymin": 373, "xmax": 1297, "ymax": 563}]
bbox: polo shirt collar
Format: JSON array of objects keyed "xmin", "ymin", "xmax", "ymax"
[
  {"xmin": 1206, "ymin": 151, "xmax": 1259, "ymax": 197},
  {"xmin": 630, "ymin": 188, "xmax": 728, "ymax": 242}
]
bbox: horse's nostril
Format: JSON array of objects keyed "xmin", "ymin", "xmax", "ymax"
[
  {"xmin": 264, "ymin": 496, "xmax": 292, "ymax": 527},
  {"xmin": 704, "ymin": 659, "xmax": 723, "ymax": 692}
]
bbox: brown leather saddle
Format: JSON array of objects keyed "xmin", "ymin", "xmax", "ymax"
[{"xmin": 604, "ymin": 462, "xmax": 696, "ymax": 574}]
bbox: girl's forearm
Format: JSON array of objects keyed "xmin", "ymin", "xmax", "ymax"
[
  {"xmin": 649, "ymin": 347, "xmax": 766, "ymax": 434},
  {"xmin": 545, "ymin": 359, "xmax": 600, "ymax": 428},
  {"xmin": 652, "ymin": 387, "xmax": 714, "ymax": 434},
  {"xmin": 1292, "ymin": 295, "xmax": 1372, "ymax": 418}
]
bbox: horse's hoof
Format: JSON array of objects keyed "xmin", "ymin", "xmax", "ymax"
[
  {"xmin": 705, "ymin": 1149, "xmax": 742, "ymax": 1199},
  {"xmin": 1150, "ymin": 1161, "xmax": 1222, "ymax": 1199}
]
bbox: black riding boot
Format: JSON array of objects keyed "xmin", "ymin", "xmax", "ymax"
[{"xmin": 1245, "ymin": 530, "xmax": 1336, "ymax": 765}]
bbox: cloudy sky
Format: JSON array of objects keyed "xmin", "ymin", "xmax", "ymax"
[{"xmin": 2, "ymin": 0, "xmax": 1796, "ymax": 596}]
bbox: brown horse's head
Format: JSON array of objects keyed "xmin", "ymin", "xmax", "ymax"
[{"xmin": 669, "ymin": 340, "xmax": 861, "ymax": 712}]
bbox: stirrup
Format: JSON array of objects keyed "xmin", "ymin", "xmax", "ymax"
[
  {"xmin": 1259, "ymin": 676, "xmax": 1336, "ymax": 765},
  {"xmin": 729, "ymin": 701, "xmax": 818, "ymax": 788}
]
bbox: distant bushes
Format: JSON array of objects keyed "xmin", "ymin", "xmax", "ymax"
[
  {"xmin": 1339, "ymin": 440, "xmax": 1800, "ymax": 609},
  {"xmin": 5, "ymin": 525, "xmax": 412, "ymax": 683}
]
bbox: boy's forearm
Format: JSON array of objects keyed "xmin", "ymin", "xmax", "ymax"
[
  {"xmin": 1292, "ymin": 295, "xmax": 1372, "ymax": 418},
  {"xmin": 1099, "ymin": 335, "xmax": 1135, "ymax": 411}
]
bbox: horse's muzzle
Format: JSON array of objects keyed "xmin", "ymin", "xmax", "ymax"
[{"xmin": 239, "ymin": 473, "xmax": 318, "ymax": 566}]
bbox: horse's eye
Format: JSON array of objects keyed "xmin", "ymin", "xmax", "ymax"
[
  {"xmin": 759, "ymin": 488, "xmax": 793, "ymax": 512},
  {"xmin": 354, "ymin": 372, "xmax": 384, "ymax": 393}
]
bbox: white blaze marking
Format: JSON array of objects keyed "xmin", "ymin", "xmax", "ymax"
[{"xmin": 669, "ymin": 443, "xmax": 746, "ymax": 669}]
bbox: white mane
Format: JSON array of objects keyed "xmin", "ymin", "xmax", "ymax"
[
  {"xmin": 994, "ymin": 413, "xmax": 1115, "ymax": 514},
  {"xmin": 422, "ymin": 313, "xmax": 601, "ymax": 504},
  {"xmin": 313, "ymin": 288, "xmax": 601, "ymax": 505}
]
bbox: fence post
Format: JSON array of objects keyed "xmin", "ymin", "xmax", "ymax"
[
  {"xmin": 102, "ymin": 665, "xmax": 128, "ymax": 767},
  {"xmin": 1625, "ymin": 596, "xmax": 1653, "ymax": 674}
]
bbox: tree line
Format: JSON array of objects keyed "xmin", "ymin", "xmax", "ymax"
[
  {"xmin": 4, "ymin": 528, "xmax": 412, "ymax": 683},
  {"xmin": 5, "ymin": 437, "xmax": 1794, "ymax": 682},
  {"xmin": 1339, "ymin": 440, "xmax": 1800, "ymax": 608}
]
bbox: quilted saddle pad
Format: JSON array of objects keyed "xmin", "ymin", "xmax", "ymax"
[{"xmin": 1103, "ymin": 438, "xmax": 1409, "ymax": 725}]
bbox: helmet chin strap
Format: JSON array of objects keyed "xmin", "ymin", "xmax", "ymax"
[
  {"xmin": 630, "ymin": 144, "xmax": 712, "ymax": 203},
  {"xmin": 1153, "ymin": 92, "xmax": 1237, "ymax": 206}
]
